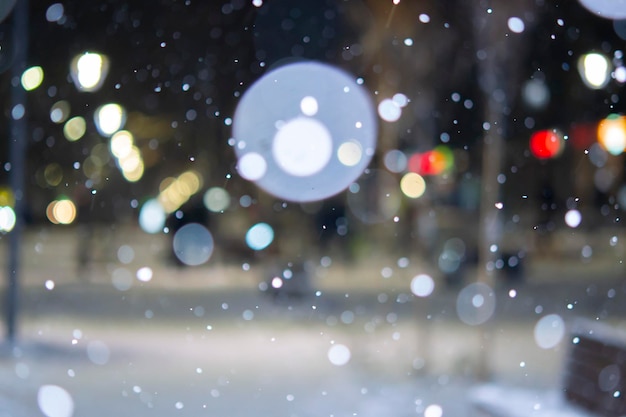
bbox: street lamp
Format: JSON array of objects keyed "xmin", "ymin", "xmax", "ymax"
[{"xmin": 70, "ymin": 51, "xmax": 109, "ymax": 92}]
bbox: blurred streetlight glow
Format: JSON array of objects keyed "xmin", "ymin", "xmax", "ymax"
[
  {"xmin": 63, "ymin": 116, "xmax": 86, "ymax": 141},
  {"xmin": 94, "ymin": 103, "xmax": 126, "ymax": 136},
  {"xmin": 20, "ymin": 66, "xmax": 44, "ymax": 91},
  {"xmin": 598, "ymin": 114, "xmax": 626, "ymax": 155},
  {"xmin": 110, "ymin": 130, "xmax": 134, "ymax": 159},
  {"xmin": 400, "ymin": 172, "xmax": 426, "ymax": 199},
  {"xmin": 578, "ymin": 52, "xmax": 611, "ymax": 89},
  {"xmin": 158, "ymin": 170, "xmax": 203, "ymax": 213},
  {"xmin": 118, "ymin": 146, "xmax": 144, "ymax": 182},
  {"xmin": 70, "ymin": 52, "xmax": 109, "ymax": 92},
  {"xmin": 46, "ymin": 199, "xmax": 77, "ymax": 225},
  {"xmin": 0, "ymin": 206, "xmax": 16, "ymax": 232},
  {"xmin": 108, "ymin": 130, "xmax": 145, "ymax": 182}
]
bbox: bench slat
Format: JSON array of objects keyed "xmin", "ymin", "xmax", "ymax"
[{"xmin": 563, "ymin": 320, "xmax": 626, "ymax": 417}]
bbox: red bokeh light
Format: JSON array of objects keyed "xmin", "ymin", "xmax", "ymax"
[
  {"xmin": 408, "ymin": 150, "xmax": 449, "ymax": 176},
  {"xmin": 529, "ymin": 130, "xmax": 563, "ymax": 159}
]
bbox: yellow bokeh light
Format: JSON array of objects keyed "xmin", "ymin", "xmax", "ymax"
[
  {"xmin": 21, "ymin": 66, "xmax": 44, "ymax": 91},
  {"xmin": 172, "ymin": 178, "xmax": 191, "ymax": 197},
  {"xmin": 54, "ymin": 200, "xmax": 77, "ymax": 224},
  {"xmin": 63, "ymin": 116, "xmax": 87, "ymax": 141},
  {"xmin": 178, "ymin": 170, "xmax": 202, "ymax": 194},
  {"xmin": 71, "ymin": 52, "xmax": 110, "ymax": 92},
  {"xmin": 337, "ymin": 141, "xmax": 362, "ymax": 167},
  {"xmin": 159, "ymin": 177, "xmax": 176, "ymax": 193},
  {"xmin": 118, "ymin": 146, "xmax": 142, "ymax": 173},
  {"xmin": 122, "ymin": 160, "xmax": 144, "ymax": 182},
  {"xmin": 108, "ymin": 131, "xmax": 144, "ymax": 182},
  {"xmin": 578, "ymin": 53, "xmax": 611, "ymax": 89},
  {"xmin": 94, "ymin": 103, "xmax": 126, "ymax": 136},
  {"xmin": 158, "ymin": 188, "xmax": 185, "ymax": 213},
  {"xmin": 46, "ymin": 199, "xmax": 77, "ymax": 225},
  {"xmin": 400, "ymin": 172, "xmax": 426, "ymax": 199},
  {"xmin": 0, "ymin": 187, "xmax": 15, "ymax": 207},
  {"xmin": 110, "ymin": 130, "xmax": 134, "ymax": 158},
  {"xmin": 44, "ymin": 163, "xmax": 63, "ymax": 187},
  {"xmin": 157, "ymin": 170, "xmax": 204, "ymax": 213}
]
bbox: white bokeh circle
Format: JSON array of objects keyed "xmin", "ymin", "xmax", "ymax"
[
  {"xmin": 172, "ymin": 223, "xmax": 214, "ymax": 266},
  {"xmin": 411, "ymin": 274, "xmax": 435, "ymax": 297},
  {"xmin": 233, "ymin": 61, "xmax": 377, "ymax": 202},
  {"xmin": 378, "ymin": 98, "xmax": 402, "ymax": 122},
  {"xmin": 534, "ymin": 314, "xmax": 565, "ymax": 349},
  {"xmin": 456, "ymin": 282, "xmax": 496, "ymax": 326},
  {"xmin": 272, "ymin": 117, "xmax": 333, "ymax": 177},
  {"xmin": 37, "ymin": 385, "xmax": 74, "ymax": 417},
  {"xmin": 578, "ymin": 0, "xmax": 626, "ymax": 19},
  {"xmin": 328, "ymin": 344, "xmax": 351, "ymax": 366},
  {"xmin": 300, "ymin": 96, "xmax": 319, "ymax": 116},
  {"xmin": 237, "ymin": 152, "xmax": 267, "ymax": 181}
]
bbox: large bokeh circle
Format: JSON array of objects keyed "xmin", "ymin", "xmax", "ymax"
[
  {"xmin": 233, "ymin": 61, "xmax": 377, "ymax": 203},
  {"xmin": 578, "ymin": 0, "xmax": 626, "ymax": 19},
  {"xmin": 172, "ymin": 223, "xmax": 214, "ymax": 266}
]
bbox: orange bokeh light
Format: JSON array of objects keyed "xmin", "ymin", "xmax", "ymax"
[
  {"xmin": 407, "ymin": 147, "xmax": 453, "ymax": 176},
  {"xmin": 597, "ymin": 114, "xmax": 626, "ymax": 156}
]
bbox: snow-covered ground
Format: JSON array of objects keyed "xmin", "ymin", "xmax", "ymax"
[
  {"xmin": 0, "ymin": 226, "xmax": 622, "ymax": 417},
  {"xmin": 0, "ymin": 281, "xmax": 567, "ymax": 417}
]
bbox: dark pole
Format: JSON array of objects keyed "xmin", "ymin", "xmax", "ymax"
[{"xmin": 6, "ymin": 0, "xmax": 29, "ymax": 345}]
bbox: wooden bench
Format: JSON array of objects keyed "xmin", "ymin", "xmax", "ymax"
[{"xmin": 469, "ymin": 319, "xmax": 626, "ymax": 417}]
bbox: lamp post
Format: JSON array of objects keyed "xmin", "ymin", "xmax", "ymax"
[{"xmin": 6, "ymin": 0, "xmax": 28, "ymax": 345}]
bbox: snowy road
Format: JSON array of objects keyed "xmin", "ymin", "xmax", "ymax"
[
  {"xmin": 0, "ymin": 247, "xmax": 621, "ymax": 417},
  {"xmin": 0, "ymin": 283, "xmax": 570, "ymax": 417},
  {"xmin": 2, "ymin": 316, "xmax": 474, "ymax": 417}
]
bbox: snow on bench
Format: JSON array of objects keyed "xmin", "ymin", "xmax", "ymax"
[{"xmin": 469, "ymin": 319, "xmax": 626, "ymax": 417}]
